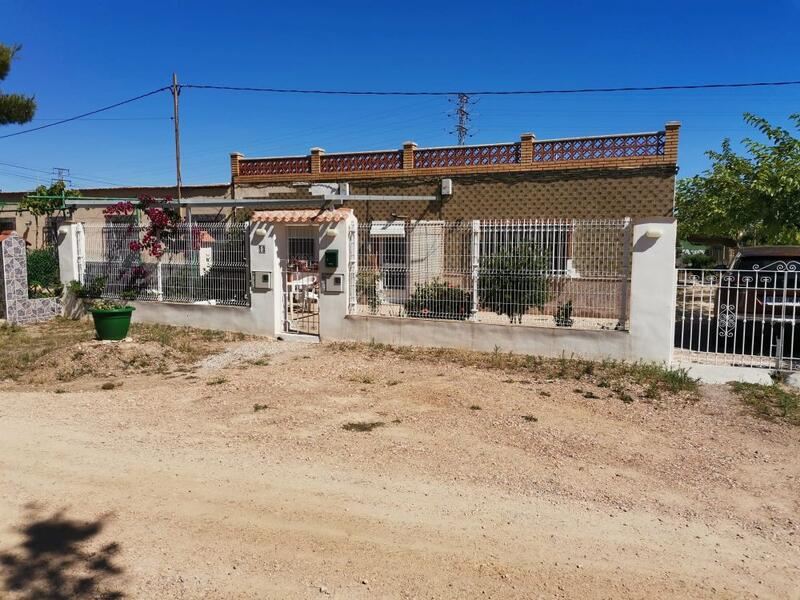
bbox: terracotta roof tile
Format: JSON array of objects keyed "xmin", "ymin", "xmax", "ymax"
[{"xmin": 251, "ymin": 208, "xmax": 353, "ymax": 224}]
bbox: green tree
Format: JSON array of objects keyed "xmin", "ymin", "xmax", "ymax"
[
  {"xmin": 0, "ymin": 43, "xmax": 36, "ymax": 125},
  {"xmin": 676, "ymin": 113, "xmax": 800, "ymax": 246},
  {"xmin": 18, "ymin": 180, "xmax": 80, "ymax": 247}
]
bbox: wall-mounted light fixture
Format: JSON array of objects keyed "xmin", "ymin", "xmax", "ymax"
[{"xmin": 645, "ymin": 228, "xmax": 663, "ymax": 239}]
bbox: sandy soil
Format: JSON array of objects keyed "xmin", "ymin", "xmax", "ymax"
[{"xmin": 1, "ymin": 337, "xmax": 799, "ymax": 599}]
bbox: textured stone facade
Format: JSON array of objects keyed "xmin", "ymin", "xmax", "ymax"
[{"xmin": 0, "ymin": 233, "xmax": 61, "ymax": 325}]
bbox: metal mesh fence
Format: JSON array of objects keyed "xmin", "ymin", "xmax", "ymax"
[
  {"xmin": 26, "ymin": 244, "xmax": 61, "ymax": 298},
  {"xmin": 350, "ymin": 219, "xmax": 631, "ymax": 330},
  {"xmin": 82, "ymin": 222, "xmax": 250, "ymax": 307}
]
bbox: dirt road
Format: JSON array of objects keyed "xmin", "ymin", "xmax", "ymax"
[{"xmin": 1, "ymin": 338, "xmax": 798, "ymax": 599}]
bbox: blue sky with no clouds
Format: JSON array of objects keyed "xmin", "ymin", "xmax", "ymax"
[{"xmin": 1, "ymin": 0, "xmax": 799, "ymax": 191}]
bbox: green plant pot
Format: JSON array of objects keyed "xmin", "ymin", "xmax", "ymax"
[{"xmin": 90, "ymin": 307, "xmax": 135, "ymax": 341}]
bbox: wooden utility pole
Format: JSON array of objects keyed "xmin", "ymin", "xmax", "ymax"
[{"xmin": 171, "ymin": 72, "xmax": 183, "ymax": 205}]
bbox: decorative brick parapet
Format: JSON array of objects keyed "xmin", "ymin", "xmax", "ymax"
[
  {"xmin": 664, "ymin": 122, "xmax": 680, "ymax": 163},
  {"xmin": 402, "ymin": 142, "xmax": 417, "ymax": 170},
  {"xmin": 232, "ymin": 124, "xmax": 679, "ymax": 184},
  {"xmin": 230, "ymin": 152, "xmax": 243, "ymax": 178},
  {"xmin": 519, "ymin": 133, "xmax": 535, "ymax": 163},
  {"xmin": 0, "ymin": 232, "xmax": 61, "ymax": 325}
]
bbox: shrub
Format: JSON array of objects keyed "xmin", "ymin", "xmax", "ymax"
[
  {"xmin": 356, "ymin": 271, "xmax": 382, "ymax": 314},
  {"xmin": 68, "ymin": 277, "xmax": 106, "ymax": 299},
  {"xmin": 404, "ymin": 278, "xmax": 471, "ymax": 320},
  {"xmin": 26, "ymin": 249, "xmax": 62, "ymax": 298},
  {"xmin": 479, "ymin": 244, "xmax": 551, "ymax": 324},
  {"xmin": 681, "ymin": 252, "xmax": 717, "ymax": 269},
  {"xmin": 554, "ymin": 300, "xmax": 574, "ymax": 327}
]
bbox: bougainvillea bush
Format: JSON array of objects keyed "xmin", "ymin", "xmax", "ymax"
[{"xmin": 103, "ymin": 195, "xmax": 181, "ymax": 259}]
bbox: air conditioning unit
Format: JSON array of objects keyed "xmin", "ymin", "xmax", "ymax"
[{"xmin": 441, "ymin": 178, "xmax": 453, "ymax": 196}]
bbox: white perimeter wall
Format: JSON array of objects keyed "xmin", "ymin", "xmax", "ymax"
[{"xmin": 57, "ymin": 217, "xmax": 677, "ymax": 364}]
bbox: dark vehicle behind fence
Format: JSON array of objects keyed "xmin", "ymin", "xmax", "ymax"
[{"xmin": 675, "ymin": 246, "xmax": 800, "ymax": 370}]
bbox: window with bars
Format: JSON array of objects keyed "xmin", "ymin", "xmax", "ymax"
[
  {"xmin": 376, "ymin": 236, "xmax": 408, "ymax": 291},
  {"xmin": 480, "ymin": 222, "xmax": 573, "ymax": 275},
  {"xmin": 289, "ymin": 237, "xmax": 316, "ymax": 265}
]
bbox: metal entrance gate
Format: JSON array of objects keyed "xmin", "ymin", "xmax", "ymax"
[
  {"xmin": 675, "ymin": 268, "xmax": 800, "ymax": 371},
  {"xmin": 282, "ymin": 244, "xmax": 320, "ymax": 336}
]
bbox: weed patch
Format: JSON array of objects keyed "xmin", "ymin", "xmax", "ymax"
[
  {"xmin": 729, "ymin": 382, "xmax": 800, "ymax": 425},
  {"xmin": 327, "ymin": 342, "xmax": 699, "ymax": 401},
  {"xmin": 342, "ymin": 421, "xmax": 385, "ymax": 432},
  {"xmin": 206, "ymin": 376, "xmax": 228, "ymax": 386}
]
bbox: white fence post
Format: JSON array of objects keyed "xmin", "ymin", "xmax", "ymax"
[
  {"xmin": 156, "ymin": 261, "xmax": 164, "ymax": 302},
  {"xmin": 348, "ymin": 220, "xmax": 358, "ymax": 316},
  {"xmin": 470, "ymin": 219, "xmax": 480, "ymax": 321},
  {"xmin": 628, "ymin": 218, "xmax": 677, "ymax": 363},
  {"xmin": 616, "ymin": 217, "xmax": 632, "ymax": 329}
]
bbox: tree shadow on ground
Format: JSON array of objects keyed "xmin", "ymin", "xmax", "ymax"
[{"xmin": 0, "ymin": 505, "xmax": 124, "ymax": 599}]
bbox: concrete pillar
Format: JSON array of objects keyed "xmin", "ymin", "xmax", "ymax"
[
  {"xmin": 628, "ymin": 217, "xmax": 677, "ymax": 363},
  {"xmin": 249, "ymin": 222, "xmax": 282, "ymax": 336},
  {"xmin": 57, "ymin": 222, "xmax": 84, "ymax": 285},
  {"xmin": 318, "ymin": 214, "xmax": 357, "ymax": 340}
]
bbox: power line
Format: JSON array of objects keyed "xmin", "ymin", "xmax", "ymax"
[
  {"xmin": 0, "ymin": 78, "xmax": 798, "ymax": 142},
  {"xmin": 31, "ymin": 116, "xmax": 170, "ymax": 121},
  {"xmin": 0, "ymin": 169, "xmax": 43, "ymax": 183},
  {"xmin": 0, "ymin": 86, "xmax": 170, "ymax": 140},
  {"xmin": 180, "ymin": 79, "xmax": 800, "ymax": 97},
  {"xmin": 0, "ymin": 161, "xmax": 121, "ymax": 186}
]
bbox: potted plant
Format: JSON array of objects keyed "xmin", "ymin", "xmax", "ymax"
[
  {"xmin": 68, "ymin": 278, "xmax": 136, "ymax": 340},
  {"xmin": 88, "ymin": 297, "xmax": 135, "ymax": 341}
]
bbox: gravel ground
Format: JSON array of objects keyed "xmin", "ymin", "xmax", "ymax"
[
  {"xmin": 196, "ymin": 339, "xmax": 289, "ymax": 370},
  {"xmin": 1, "ymin": 338, "xmax": 798, "ymax": 599}
]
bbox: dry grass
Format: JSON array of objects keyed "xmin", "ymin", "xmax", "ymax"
[
  {"xmin": 327, "ymin": 341, "xmax": 699, "ymax": 401},
  {"xmin": 0, "ymin": 319, "xmax": 95, "ymax": 381},
  {"xmin": 132, "ymin": 323, "xmax": 247, "ymax": 362},
  {"xmin": 0, "ymin": 319, "xmax": 248, "ymax": 382},
  {"xmin": 729, "ymin": 382, "xmax": 800, "ymax": 425}
]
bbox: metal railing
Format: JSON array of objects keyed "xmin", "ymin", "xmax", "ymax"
[
  {"xmin": 350, "ymin": 219, "xmax": 631, "ymax": 330},
  {"xmin": 675, "ymin": 268, "xmax": 800, "ymax": 371},
  {"xmin": 82, "ymin": 222, "xmax": 250, "ymax": 307}
]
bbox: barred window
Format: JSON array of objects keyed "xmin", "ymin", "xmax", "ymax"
[
  {"xmin": 481, "ymin": 222, "xmax": 573, "ymax": 275},
  {"xmin": 289, "ymin": 237, "xmax": 316, "ymax": 264}
]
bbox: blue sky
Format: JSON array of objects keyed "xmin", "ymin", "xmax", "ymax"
[{"xmin": 1, "ymin": 0, "xmax": 799, "ymax": 191}]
